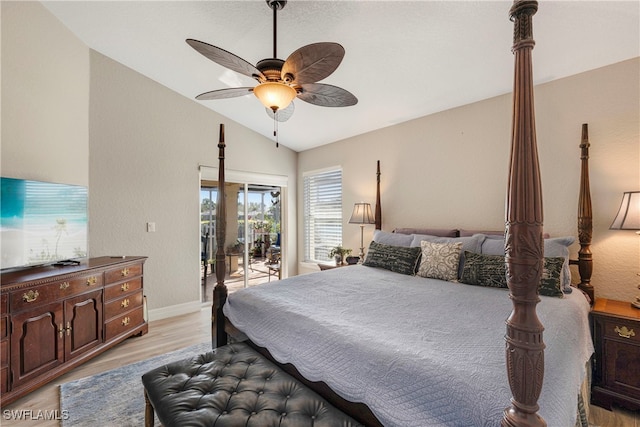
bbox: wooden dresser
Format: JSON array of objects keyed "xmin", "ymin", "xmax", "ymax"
[{"xmin": 0, "ymin": 256, "xmax": 148, "ymax": 405}]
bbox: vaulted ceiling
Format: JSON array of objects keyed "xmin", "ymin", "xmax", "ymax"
[{"xmin": 42, "ymin": 1, "xmax": 639, "ymax": 152}]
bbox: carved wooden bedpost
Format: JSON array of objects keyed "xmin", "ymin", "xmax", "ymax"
[
  {"xmin": 375, "ymin": 160, "xmax": 382, "ymax": 230},
  {"xmin": 503, "ymin": 1, "xmax": 546, "ymax": 426},
  {"xmin": 576, "ymin": 124, "xmax": 594, "ymax": 303},
  {"xmin": 212, "ymin": 124, "xmax": 228, "ymax": 348}
]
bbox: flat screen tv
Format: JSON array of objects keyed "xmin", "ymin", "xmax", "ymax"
[{"xmin": 1, "ymin": 177, "xmax": 88, "ymax": 270}]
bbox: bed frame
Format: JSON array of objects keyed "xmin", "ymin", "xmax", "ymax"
[{"xmin": 210, "ymin": 2, "xmax": 594, "ymax": 425}]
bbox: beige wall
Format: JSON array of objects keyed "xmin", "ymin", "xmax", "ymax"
[
  {"xmin": 4, "ymin": 1, "xmax": 639, "ymax": 310},
  {"xmin": 299, "ymin": 58, "xmax": 640, "ymax": 302},
  {"xmin": 2, "ymin": 2, "xmax": 298, "ymax": 319},
  {"xmin": 1, "ymin": 1, "xmax": 89, "ymax": 185}
]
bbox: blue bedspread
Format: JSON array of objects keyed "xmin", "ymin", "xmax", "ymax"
[{"xmin": 224, "ymin": 265, "xmax": 593, "ymax": 427}]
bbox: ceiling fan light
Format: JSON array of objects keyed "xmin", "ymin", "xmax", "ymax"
[{"xmin": 253, "ymin": 82, "xmax": 297, "ymax": 111}]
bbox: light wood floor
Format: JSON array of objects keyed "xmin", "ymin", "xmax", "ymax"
[{"xmin": 2, "ymin": 308, "xmax": 638, "ymax": 426}]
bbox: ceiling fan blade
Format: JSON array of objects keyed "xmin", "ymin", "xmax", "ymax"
[
  {"xmin": 281, "ymin": 42, "xmax": 345, "ymax": 86},
  {"xmin": 266, "ymin": 102, "xmax": 295, "ymax": 122},
  {"xmin": 186, "ymin": 39, "xmax": 265, "ymax": 81},
  {"xmin": 297, "ymin": 83, "xmax": 358, "ymax": 107},
  {"xmin": 195, "ymin": 87, "xmax": 254, "ymax": 100}
]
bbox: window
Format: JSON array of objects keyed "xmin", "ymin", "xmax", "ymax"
[{"xmin": 303, "ymin": 167, "xmax": 342, "ymax": 262}]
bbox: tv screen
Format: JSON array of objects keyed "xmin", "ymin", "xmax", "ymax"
[{"xmin": 1, "ymin": 177, "xmax": 88, "ymax": 270}]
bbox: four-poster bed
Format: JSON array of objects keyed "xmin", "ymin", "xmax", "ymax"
[{"xmin": 209, "ymin": 2, "xmax": 595, "ymax": 425}]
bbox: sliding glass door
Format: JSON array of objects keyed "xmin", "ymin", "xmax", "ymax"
[{"xmin": 200, "ymin": 179, "xmax": 282, "ymax": 302}]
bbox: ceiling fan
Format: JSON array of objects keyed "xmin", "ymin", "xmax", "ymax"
[{"xmin": 186, "ymin": 0, "xmax": 358, "ymax": 128}]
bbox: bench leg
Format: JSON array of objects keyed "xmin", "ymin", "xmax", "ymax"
[{"xmin": 144, "ymin": 389, "xmax": 155, "ymax": 427}]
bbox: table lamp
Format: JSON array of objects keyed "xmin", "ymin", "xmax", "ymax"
[
  {"xmin": 610, "ymin": 191, "xmax": 640, "ymax": 308},
  {"xmin": 348, "ymin": 202, "xmax": 375, "ymax": 263}
]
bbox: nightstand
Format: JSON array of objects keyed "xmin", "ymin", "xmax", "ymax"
[{"xmin": 591, "ymin": 298, "xmax": 640, "ymax": 411}]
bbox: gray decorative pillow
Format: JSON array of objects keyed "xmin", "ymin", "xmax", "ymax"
[
  {"xmin": 480, "ymin": 236, "xmax": 575, "ymax": 292},
  {"xmin": 461, "ymin": 251, "xmax": 565, "ymax": 298},
  {"xmin": 544, "ymin": 237, "xmax": 575, "ymax": 292},
  {"xmin": 363, "ymin": 241, "xmax": 421, "ymax": 275},
  {"xmin": 540, "ymin": 257, "xmax": 565, "ymax": 298},
  {"xmin": 372, "ymin": 230, "xmax": 413, "ymax": 247},
  {"xmin": 460, "ymin": 251, "xmax": 507, "ymax": 288},
  {"xmin": 416, "ymin": 241, "xmax": 462, "ymax": 281}
]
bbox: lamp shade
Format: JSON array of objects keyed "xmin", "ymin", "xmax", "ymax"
[
  {"xmin": 610, "ymin": 191, "xmax": 640, "ymax": 230},
  {"xmin": 253, "ymin": 82, "xmax": 297, "ymax": 111},
  {"xmin": 348, "ymin": 203, "xmax": 375, "ymax": 225}
]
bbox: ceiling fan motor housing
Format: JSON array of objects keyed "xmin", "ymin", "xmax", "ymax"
[
  {"xmin": 266, "ymin": 0, "xmax": 287, "ymax": 11},
  {"xmin": 256, "ymin": 58, "xmax": 286, "ymax": 82}
]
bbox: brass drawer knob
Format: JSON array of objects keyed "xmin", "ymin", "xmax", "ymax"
[
  {"xmin": 121, "ymin": 298, "xmax": 130, "ymax": 308},
  {"xmin": 615, "ymin": 325, "xmax": 635, "ymax": 339},
  {"xmin": 86, "ymin": 276, "xmax": 98, "ymax": 286},
  {"xmin": 122, "ymin": 316, "xmax": 130, "ymax": 326},
  {"xmin": 121, "ymin": 268, "xmax": 130, "ymax": 277},
  {"xmin": 22, "ymin": 290, "xmax": 39, "ymax": 303},
  {"xmin": 60, "ymin": 282, "xmax": 70, "ymax": 290},
  {"xmin": 121, "ymin": 283, "xmax": 130, "ymax": 292}
]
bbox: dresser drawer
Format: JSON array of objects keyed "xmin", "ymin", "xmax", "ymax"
[
  {"xmin": 10, "ymin": 274, "xmax": 103, "ymax": 312},
  {"xmin": 104, "ymin": 278, "xmax": 142, "ymax": 302},
  {"xmin": 0, "ymin": 294, "xmax": 6, "ymax": 340},
  {"xmin": 105, "ymin": 290, "xmax": 143, "ymax": 320},
  {"xmin": 600, "ymin": 317, "xmax": 640, "ymax": 344},
  {"xmin": 1, "ymin": 339, "xmax": 8, "ymax": 365},
  {"xmin": 1, "ymin": 365, "xmax": 8, "ymax": 394},
  {"xmin": 104, "ymin": 307, "xmax": 144, "ymax": 341},
  {"xmin": 1, "ymin": 338, "xmax": 9, "ymax": 393},
  {"xmin": 0, "ymin": 317, "xmax": 7, "ymax": 341},
  {"xmin": 105, "ymin": 263, "xmax": 143, "ymax": 284}
]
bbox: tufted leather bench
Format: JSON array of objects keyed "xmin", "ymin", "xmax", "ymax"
[{"xmin": 141, "ymin": 342, "xmax": 363, "ymax": 427}]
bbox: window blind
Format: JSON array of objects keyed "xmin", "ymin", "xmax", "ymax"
[{"xmin": 303, "ymin": 168, "xmax": 342, "ymax": 263}]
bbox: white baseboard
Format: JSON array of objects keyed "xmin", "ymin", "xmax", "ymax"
[{"xmin": 147, "ymin": 300, "xmax": 204, "ymax": 322}]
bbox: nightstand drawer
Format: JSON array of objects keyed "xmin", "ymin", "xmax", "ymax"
[
  {"xmin": 603, "ymin": 339, "xmax": 640, "ymax": 399},
  {"xmin": 600, "ymin": 317, "xmax": 640, "ymax": 344}
]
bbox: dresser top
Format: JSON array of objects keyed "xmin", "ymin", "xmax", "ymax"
[{"xmin": 1, "ymin": 256, "xmax": 147, "ymax": 289}]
